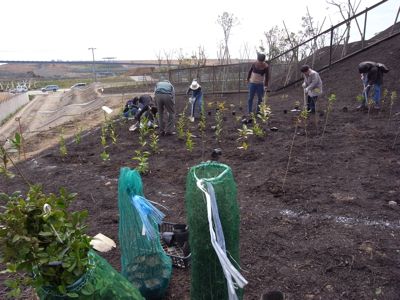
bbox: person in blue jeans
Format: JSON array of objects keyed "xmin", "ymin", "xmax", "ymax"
[
  {"xmin": 186, "ymin": 80, "xmax": 203, "ymax": 121},
  {"xmin": 358, "ymin": 61, "xmax": 388, "ymax": 110},
  {"xmin": 300, "ymin": 65, "xmax": 323, "ymax": 113},
  {"xmin": 246, "ymin": 52, "xmax": 270, "ymax": 115}
]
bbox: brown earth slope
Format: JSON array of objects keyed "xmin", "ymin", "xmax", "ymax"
[{"xmin": 1, "ymin": 33, "xmax": 400, "ymax": 300}]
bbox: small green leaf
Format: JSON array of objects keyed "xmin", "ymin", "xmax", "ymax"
[
  {"xmin": 66, "ymin": 292, "xmax": 79, "ymax": 298},
  {"xmin": 12, "ymin": 235, "xmax": 21, "ymax": 243}
]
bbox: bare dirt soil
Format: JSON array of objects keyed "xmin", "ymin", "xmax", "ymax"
[{"xmin": 1, "ymin": 34, "xmax": 400, "ymax": 300}]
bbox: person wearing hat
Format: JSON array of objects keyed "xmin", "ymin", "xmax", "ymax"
[
  {"xmin": 246, "ymin": 52, "xmax": 270, "ymax": 115},
  {"xmin": 186, "ymin": 79, "xmax": 203, "ymax": 121},
  {"xmin": 154, "ymin": 80, "xmax": 176, "ymax": 136}
]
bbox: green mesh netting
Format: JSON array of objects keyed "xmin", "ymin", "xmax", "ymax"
[
  {"xmin": 185, "ymin": 162, "xmax": 243, "ymax": 300},
  {"xmin": 37, "ymin": 250, "xmax": 144, "ymax": 299},
  {"xmin": 118, "ymin": 167, "xmax": 172, "ymax": 299}
]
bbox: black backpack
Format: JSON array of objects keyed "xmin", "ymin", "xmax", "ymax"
[{"xmin": 377, "ymin": 63, "xmax": 389, "ymax": 73}]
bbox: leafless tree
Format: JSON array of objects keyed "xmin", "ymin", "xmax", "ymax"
[
  {"xmin": 191, "ymin": 46, "xmax": 207, "ymax": 79},
  {"xmin": 163, "ymin": 49, "xmax": 175, "ymax": 69},
  {"xmin": 326, "ymin": 0, "xmax": 362, "ymax": 57},
  {"xmin": 155, "ymin": 50, "xmax": 163, "ymax": 67},
  {"xmin": 238, "ymin": 42, "xmax": 251, "ymax": 63},
  {"xmin": 176, "ymin": 48, "xmax": 191, "ymax": 68},
  {"xmin": 217, "ymin": 12, "xmax": 239, "ymax": 65}
]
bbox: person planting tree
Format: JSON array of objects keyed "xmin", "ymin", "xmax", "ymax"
[
  {"xmin": 154, "ymin": 80, "xmax": 176, "ymax": 136},
  {"xmin": 124, "ymin": 95, "xmax": 158, "ymax": 131},
  {"xmin": 300, "ymin": 65, "xmax": 323, "ymax": 114},
  {"xmin": 186, "ymin": 79, "xmax": 204, "ymax": 122},
  {"xmin": 357, "ymin": 61, "xmax": 389, "ymax": 110}
]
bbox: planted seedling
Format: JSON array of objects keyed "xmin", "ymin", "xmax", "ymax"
[
  {"xmin": 14, "ymin": 117, "xmax": 26, "ymax": 160},
  {"xmin": 381, "ymin": 88, "xmax": 388, "ymax": 110},
  {"xmin": 251, "ymin": 113, "xmax": 265, "ymax": 138},
  {"xmin": 300, "ymin": 109, "xmax": 309, "ymax": 158},
  {"xmin": 59, "ymin": 128, "xmax": 67, "ymax": 157},
  {"xmin": 388, "ymin": 91, "xmax": 397, "ymax": 125},
  {"xmin": 367, "ymin": 97, "xmax": 374, "ymax": 122},
  {"xmin": 100, "ymin": 150, "xmax": 110, "ymax": 161},
  {"xmin": 198, "ymin": 102, "xmax": 207, "ymax": 160},
  {"xmin": 185, "ymin": 129, "xmax": 195, "ymax": 152},
  {"xmin": 0, "ymin": 146, "xmax": 14, "ymax": 179},
  {"xmin": 0, "ymin": 185, "xmax": 92, "ymax": 298},
  {"xmin": 215, "ymin": 101, "xmax": 226, "ymax": 143},
  {"xmin": 149, "ymin": 130, "xmax": 159, "ymax": 154},
  {"xmin": 132, "ymin": 150, "xmax": 150, "ymax": 174},
  {"xmin": 74, "ymin": 127, "xmax": 83, "ymax": 145},
  {"xmin": 257, "ymin": 102, "xmax": 272, "ymax": 125},
  {"xmin": 100, "ymin": 124, "xmax": 108, "ymax": 147},
  {"xmin": 237, "ymin": 124, "xmax": 253, "ymax": 150},
  {"xmin": 321, "ymin": 93, "xmax": 336, "ymax": 141},
  {"xmin": 282, "ymin": 113, "xmax": 302, "ymax": 192},
  {"xmin": 138, "ymin": 116, "xmax": 151, "ymax": 147},
  {"xmin": 10, "ymin": 132, "xmax": 22, "ymax": 160},
  {"xmin": 177, "ymin": 102, "xmax": 189, "ymax": 140},
  {"xmin": 108, "ymin": 121, "xmax": 117, "ymax": 145}
]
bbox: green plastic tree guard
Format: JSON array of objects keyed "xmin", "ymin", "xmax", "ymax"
[{"xmin": 185, "ymin": 162, "xmax": 243, "ymax": 300}]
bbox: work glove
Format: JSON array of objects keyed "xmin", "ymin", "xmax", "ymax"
[
  {"xmin": 304, "ymin": 88, "xmax": 308, "ymax": 94},
  {"xmin": 302, "ymin": 82, "xmax": 306, "ymax": 88}
]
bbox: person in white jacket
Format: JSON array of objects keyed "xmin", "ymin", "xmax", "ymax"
[{"xmin": 300, "ymin": 65, "xmax": 323, "ymax": 113}]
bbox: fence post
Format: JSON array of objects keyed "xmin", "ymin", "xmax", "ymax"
[
  {"xmin": 238, "ymin": 66, "xmax": 241, "ymax": 93},
  {"xmin": 212, "ymin": 66, "xmax": 215, "ymax": 94},
  {"xmin": 329, "ymin": 26, "xmax": 333, "ymax": 67},
  {"xmin": 361, "ymin": 9, "xmax": 368, "ymax": 49}
]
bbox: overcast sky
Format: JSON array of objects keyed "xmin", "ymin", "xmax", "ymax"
[{"xmin": 0, "ymin": 0, "xmax": 397, "ymax": 61}]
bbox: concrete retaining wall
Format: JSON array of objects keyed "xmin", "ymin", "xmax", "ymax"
[{"xmin": 0, "ymin": 93, "xmax": 29, "ymax": 123}]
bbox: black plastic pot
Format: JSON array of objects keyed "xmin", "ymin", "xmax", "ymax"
[
  {"xmin": 232, "ymin": 111, "xmax": 236, "ymax": 116},
  {"xmin": 260, "ymin": 291, "xmax": 284, "ymax": 300},
  {"xmin": 211, "ymin": 148, "xmax": 222, "ymax": 159},
  {"xmin": 173, "ymin": 224, "xmax": 189, "ymax": 246}
]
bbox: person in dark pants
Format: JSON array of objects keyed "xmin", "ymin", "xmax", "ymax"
[
  {"xmin": 123, "ymin": 95, "xmax": 155, "ymax": 121},
  {"xmin": 154, "ymin": 80, "xmax": 175, "ymax": 136},
  {"xmin": 186, "ymin": 79, "xmax": 203, "ymax": 122},
  {"xmin": 358, "ymin": 61, "xmax": 389, "ymax": 110},
  {"xmin": 246, "ymin": 52, "xmax": 270, "ymax": 115},
  {"xmin": 300, "ymin": 65, "xmax": 323, "ymax": 113},
  {"xmin": 124, "ymin": 95, "xmax": 158, "ymax": 131}
]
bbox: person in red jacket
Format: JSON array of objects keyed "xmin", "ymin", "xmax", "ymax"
[{"xmin": 246, "ymin": 52, "xmax": 270, "ymax": 115}]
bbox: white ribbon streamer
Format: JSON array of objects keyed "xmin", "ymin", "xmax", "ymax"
[{"xmin": 196, "ymin": 179, "xmax": 248, "ymax": 300}]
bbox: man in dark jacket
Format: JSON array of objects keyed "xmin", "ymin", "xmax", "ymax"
[
  {"xmin": 123, "ymin": 94, "xmax": 155, "ymax": 122},
  {"xmin": 358, "ymin": 61, "xmax": 388, "ymax": 110}
]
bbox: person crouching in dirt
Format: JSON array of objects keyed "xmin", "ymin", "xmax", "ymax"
[
  {"xmin": 186, "ymin": 79, "xmax": 203, "ymax": 122},
  {"xmin": 301, "ymin": 65, "xmax": 323, "ymax": 113},
  {"xmin": 357, "ymin": 61, "xmax": 389, "ymax": 110},
  {"xmin": 124, "ymin": 95, "xmax": 157, "ymax": 130},
  {"xmin": 154, "ymin": 80, "xmax": 176, "ymax": 136},
  {"xmin": 246, "ymin": 52, "xmax": 270, "ymax": 116}
]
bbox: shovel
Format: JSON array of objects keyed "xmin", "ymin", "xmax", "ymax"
[
  {"xmin": 303, "ymin": 89, "xmax": 308, "ymax": 111},
  {"xmin": 189, "ymin": 97, "xmax": 196, "ymax": 122}
]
